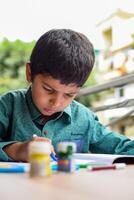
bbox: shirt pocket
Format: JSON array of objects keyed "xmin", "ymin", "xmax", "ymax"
[{"xmin": 70, "ymin": 132, "xmax": 84, "ymax": 153}]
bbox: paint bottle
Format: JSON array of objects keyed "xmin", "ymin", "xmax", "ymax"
[
  {"xmin": 57, "ymin": 142, "xmax": 76, "ymax": 172},
  {"xmin": 28, "ymin": 141, "xmax": 52, "ymax": 177}
]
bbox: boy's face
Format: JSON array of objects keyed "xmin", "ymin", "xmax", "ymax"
[{"xmin": 26, "ymin": 64, "xmax": 80, "ymax": 116}]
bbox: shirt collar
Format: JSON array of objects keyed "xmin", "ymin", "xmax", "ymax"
[
  {"xmin": 63, "ymin": 105, "xmax": 72, "ymax": 122},
  {"xmin": 25, "ymin": 86, "xmax": 72, "ymax": 123},
  {"xmin": 26, "ymin": 86, "xmax": 41, "ymax": 120}
]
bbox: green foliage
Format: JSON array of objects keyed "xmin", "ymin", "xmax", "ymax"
[{"xmin": 0, "ymin": 38, "xmax": 35, "ymax": 94}]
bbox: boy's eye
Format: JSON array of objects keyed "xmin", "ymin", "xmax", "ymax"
[
  {"xmin": 65, "ymin": 93, "xmax": 74, "ymax": 98},
  {"xmin": 43, "ymin": 86, "xmax": 53, "ymax": 93}
]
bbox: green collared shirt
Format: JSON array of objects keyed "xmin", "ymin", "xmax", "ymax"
[{"xmin": 0, "ymin": 87, "xmax": 134, "ymax": 161}]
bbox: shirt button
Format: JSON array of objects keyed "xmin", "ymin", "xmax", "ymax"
[{"xmin": 43, "ymin": 130, "xmax": 48, "ymax": 135}]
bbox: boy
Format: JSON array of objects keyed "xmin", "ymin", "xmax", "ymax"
[{"xmin": 0, "ymin": 29, "xmax": 134, "ymax": 162}]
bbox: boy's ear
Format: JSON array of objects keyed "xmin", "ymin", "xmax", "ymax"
[{"xmin": 26, "ymin": 62, "xmax": 32, "ymax": 82}]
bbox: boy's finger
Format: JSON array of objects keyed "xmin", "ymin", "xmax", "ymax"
[{"xmin": 32, "ymin": 134, "xmax": 51, "ymax": 142}]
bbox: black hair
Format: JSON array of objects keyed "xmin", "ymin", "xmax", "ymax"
[{"xmin": 30, "ymin": 29, "xmax": 95, "ymax": 87}]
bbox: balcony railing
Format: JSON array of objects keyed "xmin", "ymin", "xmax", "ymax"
[{"xmin": 78, "ymin": 72, "xmax": 134, "ymax": 128}]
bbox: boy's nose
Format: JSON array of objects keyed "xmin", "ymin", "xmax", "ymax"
[{"xmin": 49, "ymin": 95, "xmax": 62, "ymax": 107}]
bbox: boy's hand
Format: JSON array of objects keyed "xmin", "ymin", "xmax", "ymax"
[
  {"xmin": 3, "ymin": 136, "xmax": 55, "ymax": 162},
  {"xmin": 3, "ymin": 142, "xmax": 29, "ymax": 162}
]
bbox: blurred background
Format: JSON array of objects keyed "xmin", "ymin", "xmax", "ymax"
[{"xmin": 0, "ymin": 0, "xmax": 134, "ymax": 136}]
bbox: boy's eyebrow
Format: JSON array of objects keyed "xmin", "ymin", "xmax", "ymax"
[
  {"xmin": 42, "ymin": 82, "xmax": 54, "ymax": 89},
  {"xmin": 42, "ymin": 82, "xmax": 79, "ymax": 94}
]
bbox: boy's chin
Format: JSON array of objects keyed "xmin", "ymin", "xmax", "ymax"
[{"xmin": 42, "ymin": 111, "xmax": 55, "ymax": 116}]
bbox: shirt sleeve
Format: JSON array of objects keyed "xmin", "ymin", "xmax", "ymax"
[
  {"xmin": 0, "ymin": 141, "xmax": 17, "ymax": 161},
  {"xmin": 0, "ymin": 93, "xmax": 17, "ymax": 161},
  {"xmin": 89, "ymin": 113, "xmax": 134, "ymax": 155}
]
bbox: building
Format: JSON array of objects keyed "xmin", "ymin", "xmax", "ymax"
[{"xmin": 96, "ymin": 9, "xmax": 134, "ymax": 135}]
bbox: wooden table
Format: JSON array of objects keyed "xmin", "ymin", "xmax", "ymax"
[{"xmin": 0, "ymin": 165, "xmax": 134, "ymax": 200}]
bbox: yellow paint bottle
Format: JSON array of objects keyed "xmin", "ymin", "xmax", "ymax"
[{"xmin": 29, "ymin": 141, "xmax": 52, "ymax": 177}]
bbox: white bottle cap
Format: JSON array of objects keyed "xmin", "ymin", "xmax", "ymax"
[
  {"xmin": 29, "ymin": 141, "xmax": 51, "ymax": 155},
  {"xmin": 57, "ymin": 142, "xmax": 76, "ymax": 153}
]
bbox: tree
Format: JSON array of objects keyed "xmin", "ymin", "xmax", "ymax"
[{"xmin": 0, "ymin": 38, "xmax": 35, "ymax": 93}]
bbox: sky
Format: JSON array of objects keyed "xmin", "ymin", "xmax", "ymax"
[{"xmin": 0, "ymin": 0, "xmax": 133, "ymax": 48}]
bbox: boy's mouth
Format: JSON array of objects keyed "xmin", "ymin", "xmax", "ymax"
[{"xmin": 43, "ymin": 107, "xmax": 57, "ymax": 114}]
